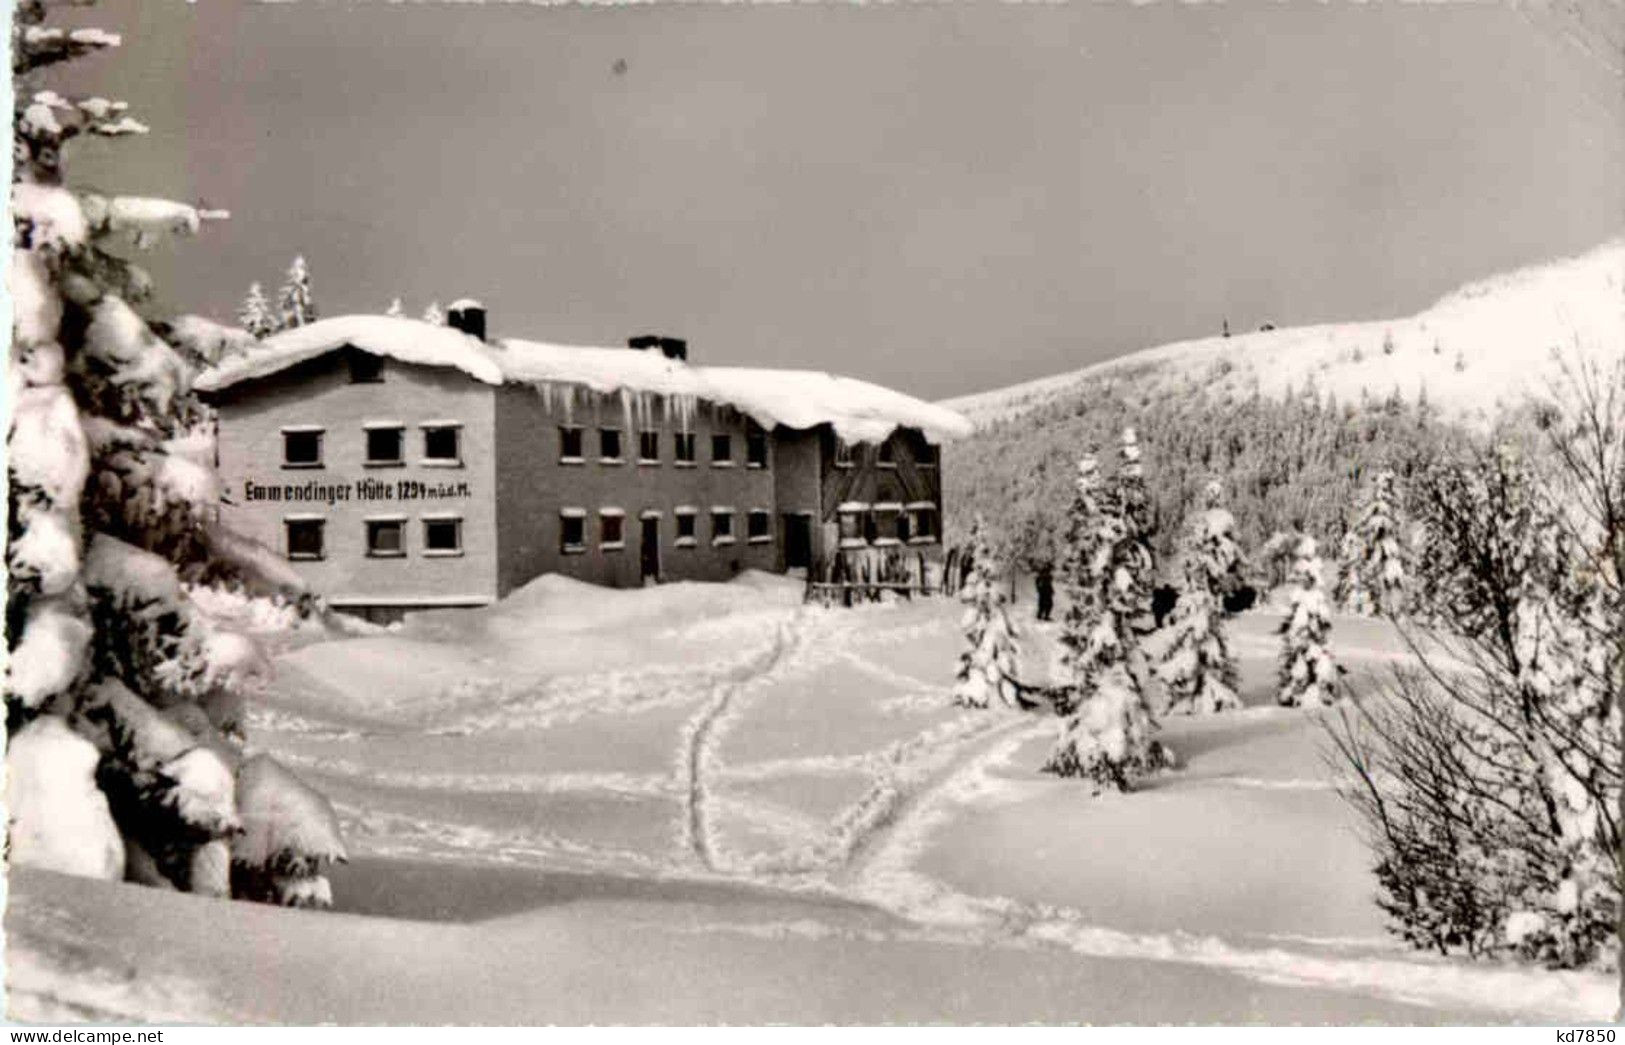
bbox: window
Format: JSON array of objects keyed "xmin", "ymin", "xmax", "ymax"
[
  {"xmin": 908, "ymin": 503, "xmax": 938, "ymax": 543},
  {"xmin": 422, "ymin": 424, "xmax": 462, "ymax": 466},
  {"xmin": 560, "ymin": 509, "xmax": 586, "ymax": 553},
  {"xmin": 872, "ymin": 503, "xmax": 903, "ymax": 546},
  {"xmin": 711, "ymin": 433, "xmax": 733, "ymax": 466},
  {"xmin": 746, "ymin": 424, "xmax": 768, "ymax": 469},
  {"xmin": 674, "ymin": 432, "xmax": 696, "ymax": 466},
  {"xmin": 423, "ymin": 515, "xmax": 463, "ymax": 556},
  {"xmin": 834, "ymin": 440, "xmax": 855, "ymax": 468},
  {"xmin": 917, "ymin": 443, "xmax": 939, "ymax": 468},
  {"xmin": 711, "ymin": 509, "xmax": 735, "ymax": 545},
  {"xmin": 281, "ymin": 427, "xmax": 323, "ymax": 468},
  {"xmin": 747, "ymin": 510, "xmax": 771, "ymax": 544},
  {"xmin": 600, "ymin": 509, "xmax": 625, "ymax": 550},
  {"xmin": 837, "ymin": 503, "xmax": 868, "ymax": 549},
  {"xmin": 560, "ymin": 426, "xmax": 584, "ymax": 463},
  {"xmin": 599, "ymin": 428, "xmax": 623, "ymax": 463},
  {"xmin": 365, "ymin": 518, "xmax": 406, "ymax": 558},
  {"xmin": 348, "ymin": 352, "xmax": 383, "ymax": 384},
  {"xmin": 285, "ymin": 517, "xmax": 324, "ymax": 560},
  {"xmin": 675, "ymin": 509, "xmax": 698, "ymax": 547},
  {"xmin": 364, "ymin": 424, "xmax": 405, "ymax": 467},
  {"xmin": 877, "ymin": 440, "xmax": 896, "ymax": 467},
  {"xmin": 639, "ymin": 431, "xmax": 661, "ymax": 463}
]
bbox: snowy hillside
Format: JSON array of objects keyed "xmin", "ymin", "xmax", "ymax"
[{"xmin": 944, "ymin": 239, "xmax": 1624, "ymax": 427}]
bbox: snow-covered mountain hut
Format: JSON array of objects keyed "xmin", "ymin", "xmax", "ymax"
[{"xmin": 196, "ymin": 306, "xmax": 971, "ymax": 621}]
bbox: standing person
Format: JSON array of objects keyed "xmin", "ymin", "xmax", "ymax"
[{"xmin": 1035, "ymin": 562, "xmax": 1055, "ymax": 621}]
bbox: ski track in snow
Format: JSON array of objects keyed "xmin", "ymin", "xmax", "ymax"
[
  {"xmin": 677, "ymin": 618, "xmax": 805, "ymax": 870},
  {"xmin": 818, "ymin": 705, "xmax": 1614, "ymax": 1023},
  {"xmin": 280, "ymin": 753, "xmax": 680, "ymax": 798}
]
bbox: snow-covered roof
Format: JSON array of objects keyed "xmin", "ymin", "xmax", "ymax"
[
  {"xmin": 195, "ymin": 316, "xmax": 502, "ymax": 390},
  {"xmin": 697, "ymin": 366, "xmax": 970, "ymax": 444},
  {"xmin": 447, "ymin": 298, "xmax": 484, "ymax": 311},
  {"xmin": 196, "ymin": 315, "xmax": 972, "ymax": 443}
]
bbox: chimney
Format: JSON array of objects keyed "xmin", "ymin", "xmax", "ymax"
[
  {"xmin": 628, "ymin": 334, "xmax": 688, "ymax": 362},
  {"xmin": 447, "ymin": 299, "xmax": 487, "ymax": 342}
]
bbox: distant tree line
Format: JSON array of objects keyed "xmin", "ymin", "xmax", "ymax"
[{"xmin": 944, "ymin": 371, "xmax": 1465, "ymax": 583}]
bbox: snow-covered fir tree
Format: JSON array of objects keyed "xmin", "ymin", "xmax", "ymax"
[
  {"xmin": 385, "ymin": 297, "xmax": 404, "ymax": 318},
  {"xmin": 1044, "ymin": 457, "xmax": 1174, "ymax": 789},
  {"xmin": 1112, "ymin": 426, "xmax": 1158, "ymax": 682},
  {"xmin": 952, "ymin": 516, "xmax": 1021, "ymax": 709},
  {"xmin": 1158, "ymin": 481, "xmax": 1242, "ymax": 714},
  {"xmin": 1052, "ymin": 455, "xmax": 1110, "ymax": 714},
  {"xmin": 1116, "ymin": 425, "xmax": 1156, "ymax": 581},
  {"xmin": 275, "ymin": 254, "xmax": 317, "ymax": 329},
  {"xmin": 1046, "ymin": 663, "xmax": 1171, "ymax": 792},
  {"xmin": 7, "ymin": 1, "xmax": 345, "ymax": 906},
  {"xmin": 236, "ymin": 281, "xmax": 276, "ymax": 338},
  {"xmin": 1336, "ymin": 468, "xmax": 1409, "ymax": 617},
  {"xmin": 1277, "ymin": 535, "xmax": 1340, "ymax": 706},
  {"xmin": 422, "ymin": 300, "xmax": 445, "ymax": 325}
]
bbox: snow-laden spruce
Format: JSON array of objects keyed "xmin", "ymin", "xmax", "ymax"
[
  {"xmin": 385, "ymin": 296, "xmax": 404, "ymax": 318},
  {"xmin": 422, "ymin": 299, "xmax": 446, "ymax": 325},
  {"xmin": 1052, "ymin": 455, "xmax": 1111, "ymax": 713},
  {"xmin": 1158, "ymin": 481, "xmax": 1243, "ymax": 714},
  {"xmin": 7, "ymin": 2, "xmax": 344, "ymax": 907},
  {"xmin": 276, "ymin": 254, "xmax": 318, "ymax": 330},
  {"xmin": 952, "ymin": 517, "xmax": 1022, "ymax": 709},
  {"xmin": 1115, "ymin": 426, "xmax": 1156, "ymax": 585},
  {"xmin": 1044, "ymin": 449, "xmax": 1173, "ymax": 790},
  {"xmin": 1046, "ymin": 663, "xmax": 1172, "ymax": 791},
  {"xmin": 1277, "ymin": 536, "xmax": 1340, "ymax": 706},
  {"xmin": 1336, "ymin": 468, "xmax": 1409, "ymax": 617},
  {"xmin": 237, "ymin": 281, "xmax": 276, "ymax": 339}
]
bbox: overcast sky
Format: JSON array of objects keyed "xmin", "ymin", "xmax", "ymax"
[{"xmin": 53, "ymin": 0, "xmax": 1623, "ymax": 400}]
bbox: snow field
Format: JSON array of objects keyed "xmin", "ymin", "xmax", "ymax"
[
  {"xmin": 271, "ymin": 584, "xmax": 1612, "ymax": 1019},
  {"xmin": 16, "ymin": 572, "xmax": 1611, "ymax": 1023}
]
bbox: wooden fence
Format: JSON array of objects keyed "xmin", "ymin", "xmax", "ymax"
[{"xmin": 803, "ymin": 545, "xmax": 954, "ymax": 606}]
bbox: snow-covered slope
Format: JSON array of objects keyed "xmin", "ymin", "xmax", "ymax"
[{"xmin": 944, "ymin": 240, "xmax": 1624, "ymax": 427}]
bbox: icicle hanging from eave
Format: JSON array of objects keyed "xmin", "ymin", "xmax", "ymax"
[{"xmin": 663, "ymin": 393, "xmax": 697, "ymax": 434}]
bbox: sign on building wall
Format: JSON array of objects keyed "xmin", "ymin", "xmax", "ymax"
[{"xmin": 242, "ymin": 477, "xmax": 473, "ymax": 506}]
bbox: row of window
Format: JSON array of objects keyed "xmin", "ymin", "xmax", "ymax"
[
  {"xmin": 558, "ymin": 507, "xmax": 772, "ymax": 554},
  {"xmin": 282, "ymin": 505, "xmax": 941, "ymax": 562},
  {"xmin": 282, "ymin": 423, "xmax": 461, "ymax": 469},
  {"xmin": 279, "ymin": 423, "xmax": 779, "ymax": 470},
  {"xmin": 285, "ymin": 514, "xmax": 463, "ymax": 560},
  {"xmin": 837, "ymin": 504, "xmax": 938, "ymax": 548},
  {"xmin": 558, "ymin": 426, "xmax": 768, "ymax": 468},
  {"xmin": 834, "ymin": 439, "xmax": 937, "ymax": 469},
  {"xmin": 280, "ymin": 508, "xmax": 792, "ymax": 560},
  {"xmin": 280, "ymin": 423, "xmax": 938, "ymax": 472}
]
